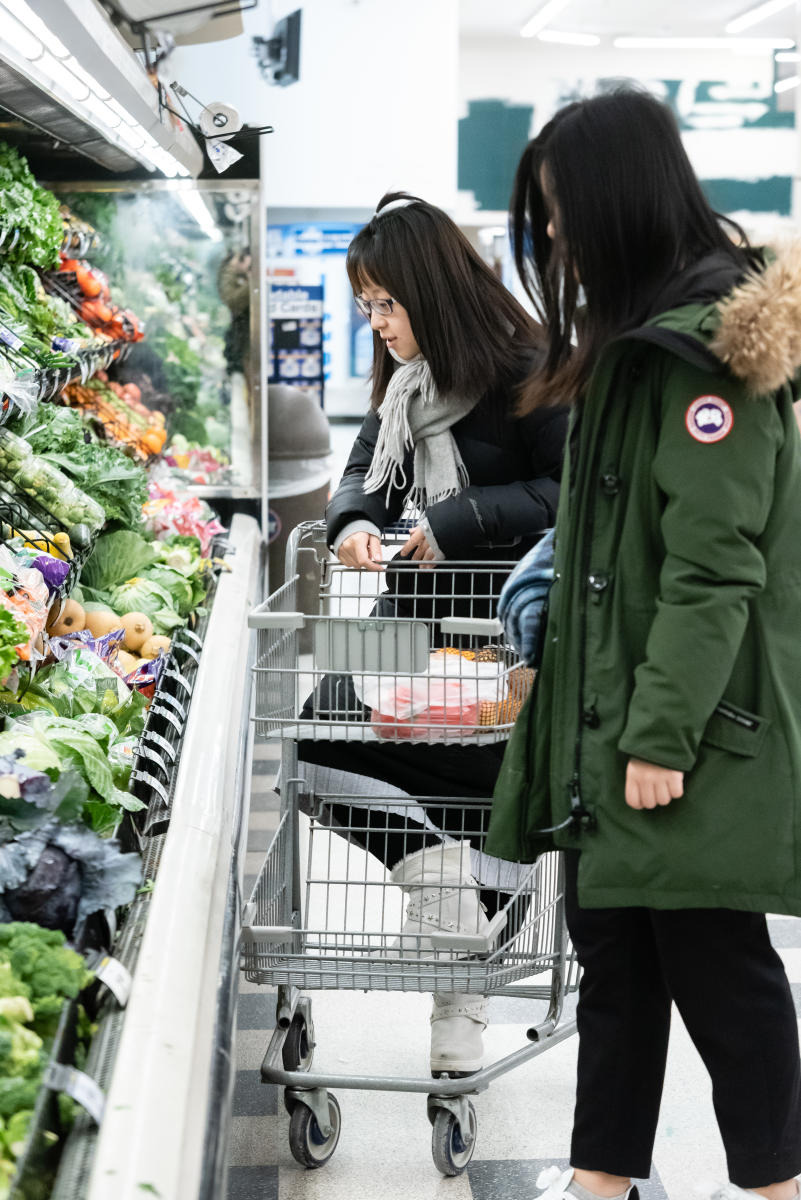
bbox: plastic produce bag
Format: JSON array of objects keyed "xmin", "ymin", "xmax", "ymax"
[{"xmin": 353, "ymin": 649, "xmax": 509, "ymax": 742}]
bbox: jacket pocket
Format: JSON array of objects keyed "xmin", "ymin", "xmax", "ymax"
[{"xmin": 701, "ymin": 700, "xmax": 771, "ymax": 758}]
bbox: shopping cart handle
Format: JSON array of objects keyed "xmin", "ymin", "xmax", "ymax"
[
  {"xmin": 428, "ymin": 911, "xmax": 508, "ymax": 953},
  {"xmin": 248, "ymin": 610, "xmax": 306, "ymax": 631},
  {"xmin": 241, "ymin": 925, "xmax": 296, "ymax": 945},
  {"xmin": 439, "ymin": 616, "xmax": 504, "ymax": 637}
]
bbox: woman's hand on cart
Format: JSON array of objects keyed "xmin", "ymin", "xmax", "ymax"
[
  {"xmin": 400, "ymin": 525, "xmax": 437, "ymax": 563},
  {"xmin": 337, "ymin": 531, "xmax": 384, "ymax": 571},
  {"xmin": 625, "ymin": 758, "xmax": 684, "ymax": 810}
]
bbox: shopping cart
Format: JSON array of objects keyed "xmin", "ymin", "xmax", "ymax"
[{"xmin": 242, "ymin": 520, "xmax": 578, "ymax": 1175}]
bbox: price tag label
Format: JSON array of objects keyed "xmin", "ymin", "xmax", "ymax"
[
  {"xmin": 150, "ymin": 703, "xmax": 183, "ymax": 733},
  {"xmin": 177, "ymin": 629, "xmax": 203, "ymax": 650},
  {"xmin": 95, "ymin": 955, "xmax": 132, "ymax": 1007},
  {"xmin": 131, "ymin": 768, "xmax": 170, "ymax": 807},
  {"xmin": 139, "ymin": 745, "xmax": 170, "ymax": 778},
  {"xmin": 44, "ymin": 1064, "xmax": 106, "ymax": 1124},
  {"xmin": 0, "ymin": 324, "xmax": 23, "ymax": 351},
  {"xmin": 165, "ymin": 667, "xmax": 193, "ymax": 697},
  {"xmin": 159, "ymin": 692, "xmax": 187, "ymax": 720},
  {"xmin": 145, "ymin": 731, "xmax": 177, "ymax": 763},
  {"xmin": 51, "ymin": 336, "xmax": 79, "ymax": 354}
]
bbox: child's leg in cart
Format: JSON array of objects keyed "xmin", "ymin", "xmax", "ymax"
[{"xmin": 558, "ymin": 851, "xmax": 801, "ymax": 1200}]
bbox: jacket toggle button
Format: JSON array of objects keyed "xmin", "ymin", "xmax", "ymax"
[
  {"xmin": 587, "ymin": 572, "xmax": 609, "ymax": 593},
  {"xmin": 601, "ymin": 472, "xmax": 621, "ymax": 496},
  {"xmin": 583, "ymin": 705, "xmax": 600, "ymax": 728}
]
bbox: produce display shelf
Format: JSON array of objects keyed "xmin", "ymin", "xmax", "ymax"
[
  {"xmin": 83, "ymin": 515, "xmax": 259, "ymax": 1200},
  {"xmin": 36, "ymin": 546, "xmax": 230, "ymax": 1200}
]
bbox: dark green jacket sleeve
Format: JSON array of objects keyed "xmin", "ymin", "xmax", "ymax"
[{"xmin": 618, "ymin": 360, "xmax": 784, "ymax": 771}]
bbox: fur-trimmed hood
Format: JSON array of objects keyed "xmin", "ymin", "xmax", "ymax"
[{"xmin": 709, "ymin": 241, "xmax": 801, "ymax": 394}]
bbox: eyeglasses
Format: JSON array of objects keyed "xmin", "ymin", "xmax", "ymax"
[{"xmin": 354, "ymin": 295, "xmax": 395, "ymax": 318}]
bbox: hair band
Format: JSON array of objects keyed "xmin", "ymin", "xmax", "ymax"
[{"xmin": 374, "ymin": 197, "xmax": 416, "ymax": 219}]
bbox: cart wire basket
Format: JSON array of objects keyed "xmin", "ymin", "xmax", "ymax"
[{"xmin": 242, "ymin": 520, "xmax": 579, "ymax": 1176}]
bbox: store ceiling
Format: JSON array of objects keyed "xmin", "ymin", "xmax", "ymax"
[{"xmin": 458, "ymin": 0, "xmax": 795, "ymax": 40}]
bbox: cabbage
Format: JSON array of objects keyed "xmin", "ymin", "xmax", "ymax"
[
  {"xmin": 108, "ymin": 578, "xmax": 184, "ymax": 635},
  {"xmin": 81, "ymin": 530, "xmax": 158, "ymax": 594},
  {"xmin": 140, "ymin": 565, "xmax": 194, "ymax": 617}
]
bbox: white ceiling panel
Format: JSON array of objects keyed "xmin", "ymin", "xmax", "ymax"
[{"xmin": 459, "ymin": 0, "xmax": 796, "ymax": 40}]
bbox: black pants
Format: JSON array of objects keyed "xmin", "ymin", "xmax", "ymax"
[{"xmin": 564, "ymin": 851, "xmax": 801, "ymax": 1188}]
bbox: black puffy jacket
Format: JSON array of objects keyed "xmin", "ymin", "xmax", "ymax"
[{"xmin": 326, "ymin": 382, "xmax": 568, "ymax": 559}]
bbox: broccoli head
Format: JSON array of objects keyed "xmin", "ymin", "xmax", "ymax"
[
  {"xmin": 0, "ymin": 924, "xmax": 91, "ymax": 1002},
  {"xmin": 0, "ymin": 1017, "xmax": 42, "ymax": 1079},
  {"xmin": 0, "ymin": 1075, "xmax": 40, "ymax": 1120}
]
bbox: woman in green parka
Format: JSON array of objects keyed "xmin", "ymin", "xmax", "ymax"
[{"xmin": 488, "ymin": 91, "xmax": 801, "ymax": 1200}]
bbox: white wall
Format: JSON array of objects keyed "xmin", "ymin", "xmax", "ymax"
[
  {"xmin": 458, "ymin": 36, "xmax": 796, "ymax": 219},
  {"xmin": 169, "ymin": 0, "xmax": 459, "ymax": 210}
]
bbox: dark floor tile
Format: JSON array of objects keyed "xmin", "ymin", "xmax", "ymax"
[
  {"xmin": 227, "ymin": 1164, "xmax": 279, "ymax": 1200},
  {"xmin": 252, "ymin": 757, "xmax": 281, "ymax": 775},
  {"xmin": 247, "ymin": 827, "xmax": 276, "ymax": 852},
  {"xmin": 468, "ymin": 1160, "xmax": 668, "ymax": 1199},
  {"xmin": 769, "ymin": 918, "xmax": 801, "ymax": 948},
  {"xmin": 248, "ymin": 790, "xmax": 281, "ymax": 813},
  {"xmin": 232, "ymin": 1069, "xmax": 278, "ymax": 1117},
  {"xmin": 238, "ymin": 991, "xmax": 276, "ymax": 1030}
]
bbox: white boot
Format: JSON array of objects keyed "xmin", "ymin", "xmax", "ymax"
[
  {"xmin": 390, "ymin": 841, "xmax": 490, "ymax": 1076},
  {"xmin": 389, "ymin": 841, "xmax": 490, "ymax": 956},
  {"xmin": 430, "ymin": 991, "xmax": 488, "ymax": 1076}
]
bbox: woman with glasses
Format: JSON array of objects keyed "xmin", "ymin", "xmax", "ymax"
[
  {"xmin": 488, "ymin": 89, "xmax": 801, "ymax": 1200},
  {"xmin": 300, "ymin": 192, "xmax": 567, "ymax": 1078}
]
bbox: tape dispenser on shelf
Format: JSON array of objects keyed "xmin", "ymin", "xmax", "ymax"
[
  {"xmin": 198, "ymin": 102, "xmax": 242, "ymax": 139},
  {"xmin": 199, "ymin": 102, "xmax": 244, "ymax": 173}
]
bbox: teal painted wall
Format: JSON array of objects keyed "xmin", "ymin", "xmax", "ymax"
[{"xmin": 458, "ymin": 98, "xmax": 533, "ymax": 212}]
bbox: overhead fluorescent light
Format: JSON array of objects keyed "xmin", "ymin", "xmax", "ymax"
[
  {"xmin": 776, "ymin": 50, "xmax": 800, "ymax": 61},
  {"xmin": 2, "ymin": 12, "xmax": 42, "ymax": 60},
  {"xmin": 727, "ymin": 0, "xmax": 795, "ymax": 34},
  {"xmin": 614, "ymin": 35, "xmax": 794, "ymax": 51},
  {"xmin": 774, "ymin": 73, "xmax": 800, "ymax": 91},
  {"xmin": 538, "ymin": 29, "xmax": 600, "ymax": 45},
  {"xmin": 177, "ymin": 191, "xmax": 223, "ymax": 240},
  {"xmin": 9, "ymin": 0, "xmax": 69, "ymax": 57},
  {"xmin": 521, "ymin": 0, "xmax": 572, "ymax": 38}
]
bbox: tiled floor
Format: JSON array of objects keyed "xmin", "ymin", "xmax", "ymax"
[{"xmin": 228, "ymin": 739, "xmax": 801, "ymax": 1200}]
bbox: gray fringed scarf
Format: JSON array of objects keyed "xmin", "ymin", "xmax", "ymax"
[{"xmin": 362, "ymin": 350, "xmax": 478, "ymax": 508}]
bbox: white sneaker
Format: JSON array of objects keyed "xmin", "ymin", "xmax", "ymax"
[{"xmin": 534, "ymin": 1165, "xmax": 639, "ymax": 1199}]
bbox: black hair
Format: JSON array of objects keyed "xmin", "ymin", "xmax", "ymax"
[
  {"xmin": 347, "ymin": 191, "xmax": 543, "ymax": 409},
  {"xmin": 509, "ymin": 88, "xmax": 759, "ymax": 410}
]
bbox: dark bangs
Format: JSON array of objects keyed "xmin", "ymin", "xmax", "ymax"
[{"xmin": 347, "ymin": 191, "xmax": 543, "ymax": 408}]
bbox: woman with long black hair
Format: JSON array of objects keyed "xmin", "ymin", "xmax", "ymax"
[{"xmin": 488, "ymin": 89, "xmax": 801, "ymax": 1200}]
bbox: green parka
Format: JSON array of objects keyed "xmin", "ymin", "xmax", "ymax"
[{"xmin": 486, "ymin": 247, "xmax": 801, "ymax": 915}]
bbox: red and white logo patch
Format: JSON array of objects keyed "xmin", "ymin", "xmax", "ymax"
[{"xmin": 685, "ymin": 395, "xmax": 734, "ymax": 444}]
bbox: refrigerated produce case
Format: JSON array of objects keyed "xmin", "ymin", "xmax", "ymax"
[
  {"xmin": 0, "ymin": 21, "xmax": 268, "ymax": 1194},
  {"xmin": 52, "ymin": 181, "xmax": 267, "ymax": 508}
]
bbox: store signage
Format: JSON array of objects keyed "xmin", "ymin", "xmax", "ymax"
[{"xmin": 270, "ymin": 284, "xmax": 324, "ymax": 319}]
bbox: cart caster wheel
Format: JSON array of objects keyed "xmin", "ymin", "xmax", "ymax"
[
  {"xmin": 288, "ymin": 1093, "xmax": 341, "ymax": 1169},
  {"xmin": 282, "ymin": 1014, "xmax": 314, "ymax": 1072},
  {"xmin": 431, "ymin": 1101, "xmax": 477, "ymax": 1176}
]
